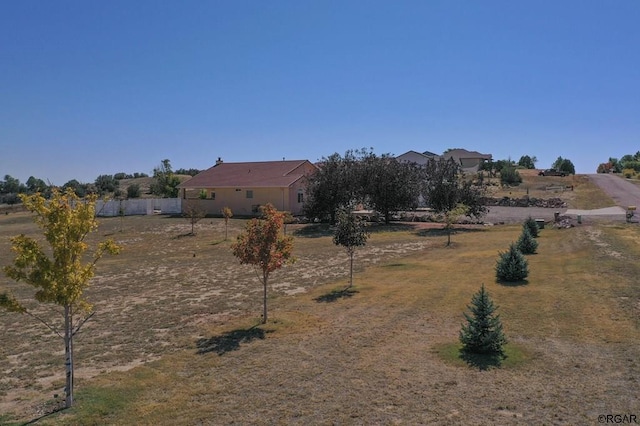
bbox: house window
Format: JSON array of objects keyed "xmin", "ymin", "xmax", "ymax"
[
  {"xmin": 246, "ymin": 190, "xmax": 253, "ymax": 199},
  {"xmin": 297, "ymin": 192, "xmax": 304, "ymax": 203},
  {"xmin": 210, "ymin": 192, "xmax": 216, "ymax": 200}
]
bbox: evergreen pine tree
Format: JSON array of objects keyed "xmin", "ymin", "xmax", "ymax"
[
  {"xmin": 516, "ymin": 226, "xmax": 538, "ymax": 254},
  {"xmin": 460, "ymin": 284, "xmax": 507, "ymax": 355},
  {"xmin": 496, "ymin": 243, "xmax": 529, "ymax": 282},
  {"xmin": 523, "ymin": 216, "xmax": 539, "ymax": 238}
]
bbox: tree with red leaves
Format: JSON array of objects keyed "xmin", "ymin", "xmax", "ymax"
[{"xmin": 231, "ymin": 204, "xmax": 295, "ymax": 323}]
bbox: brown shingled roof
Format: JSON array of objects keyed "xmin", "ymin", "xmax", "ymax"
[
  {"xmin": 443, "ymin": 149, "xmax": 492, "ymax": 160},
  {"xmin": 178, "ymin": 160, "xmax": 315, "ymax": 189}
]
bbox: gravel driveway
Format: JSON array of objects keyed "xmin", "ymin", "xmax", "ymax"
[
  {"xmin": 483, "ymin": 206, "xmax": 566, "ymax": 224},
  {"xmin": 484, "ymin": 173, "xmax": 640, "ymax": 225},
  {"xmin": 587, "ymin": 173, "xmax": 640, "ymax": 208}
]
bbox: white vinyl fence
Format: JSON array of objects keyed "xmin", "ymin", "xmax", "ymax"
[{"xmin": 95, "ymin": 198, "xmax": 182, "ymax": 217}]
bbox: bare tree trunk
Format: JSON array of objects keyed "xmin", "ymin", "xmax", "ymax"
[
  {"xmin": 262, "ymin": 270, "xmax": 268, "ymax": 324},
  {"xmin": 349, "ymin": 250, "xmax": 354, "ymax": 288},
  {"xmin": 447, "ymin": 228, "xmax": 451, "ymax": 246},
  {"xmin": 224, "ymin": 220, "xmax": 228, "ymax": 241},
  {"xmin": 64, "ymin": 304, "xmax": 74, "ymax": 408}
]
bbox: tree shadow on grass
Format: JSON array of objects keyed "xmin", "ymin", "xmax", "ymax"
[
  {"xmin": 196, "ymin": 326, "xmax": 271, "ymax": 355},
  {"xmin": 293, "ymin": 224, "xmax": 334, "ymax": 238},
  {"xmin": 314, "ymin": 288, "xmax": 358, "ymax": 303},
  {"xmin": 367, "ymin": 223, "xmax": 418, "ymax": 233},
  {"xmin": 496, "ymin": 279, "xmax": 529, "ymax": 287},
  {"xmin": 459, "ymin": 350, "xmax": 506, "ymax": 371},
  {"xmin": 415, "ymin": 227, "xmax": 484, "ymax": 238},
  {"xmin": 172, "ymin": 232, "xmax": 196, "ymax": 239}
]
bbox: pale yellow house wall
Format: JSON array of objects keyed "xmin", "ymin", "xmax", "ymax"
[
  {"xmin": 180, "ymin": 161, "xmax": 315, "ymax": 216},
  {"xmin": 288, "ymin": 180, "xmax": 307, "ymax": 215},
  {"xmin": 182, "ymin": 186, "xmax": 309, "ymax": 216}
]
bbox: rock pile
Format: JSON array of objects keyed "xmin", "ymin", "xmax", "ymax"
[
  {"xmin": 481, "ymin": 197, "xmax": 567, "ymax": 208},
  {"xmin": 553, "ymin": 215, "xmax": 575, "ymax": 229}
]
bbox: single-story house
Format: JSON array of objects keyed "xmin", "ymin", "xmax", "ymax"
[
  {"xmin": 396, "ymin": 150, "xmax": 440, "ymax": 165},
  {"xmin": 177, "ymin": 158, "xmax": 318, "ymax": 216},
  {"xmin": 442, "ymin": 149, "xmax": 492, "ymax": 173}
]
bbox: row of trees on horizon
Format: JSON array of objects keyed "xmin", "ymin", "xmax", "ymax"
[
  {"xmin": 0, "ymin": 160, "xmax": 200, "ymax": 205},
  {"xmin": 596, "ymin": 151, "xmax": 640, "ymax": 175},
  {"xmin": 2, "ymin": 151, "xmax": 584, "ymax": 207}
]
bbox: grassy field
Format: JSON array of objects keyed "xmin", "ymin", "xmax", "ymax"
[{"xmin": 1, "ymin": 177, "xmax": 638, "ymax": 425}]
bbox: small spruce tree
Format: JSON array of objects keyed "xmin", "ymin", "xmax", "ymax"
[
  {"xmin": 496, "ymin": 243, "xmax": 529, "ymax": 282},
  {"xmin": 460, "ymin": 284, "xmax": 507, "ymax": 356},
  {"xmin": 516, "ymin": 226, "xmax": 538, "ymax": 255},
  {"xmin": 523, "ymin": 216, "xmax": 539, "ymax": 238}
]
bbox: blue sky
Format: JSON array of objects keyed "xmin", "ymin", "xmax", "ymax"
[{"xmin": 1, "ymin": 1, "xmax": 639, "ymax": 185}]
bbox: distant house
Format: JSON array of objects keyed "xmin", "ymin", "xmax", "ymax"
[
  {"xmin": 396, "ymin": 150, "xmax": 440, "ymax": 166},
  {"xmin": 177, "ymin": 159, "xmax": 318, "ymax": 216},
  {"xmin": 442, "ymin": 149, "xmax": 492, "ymax": 173}
]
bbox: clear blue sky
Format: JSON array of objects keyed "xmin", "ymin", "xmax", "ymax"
[{"xmin": 2, "ymin": 1, "xmax": 639, "ymax": 185}]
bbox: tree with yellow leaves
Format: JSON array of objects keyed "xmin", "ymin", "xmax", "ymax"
[
  {"xmin": 1, "ymin": 188, "xmax": 120, "ymax": 408},
  {"xmin": 221, "ymin": 206, "xmax": 233, "ymax": 241}
]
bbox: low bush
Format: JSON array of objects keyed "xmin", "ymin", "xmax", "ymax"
[{"xmin": 127, "ymin": 184, "xmax": 141, "ymax": 199}]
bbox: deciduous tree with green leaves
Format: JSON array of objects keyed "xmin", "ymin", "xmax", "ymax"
[
  {"xmin": 151, "ymin": 159, "xmax": 181, "ymax": 198},
  {"xmin": 333, "ymin": 208, "xmax": 369, "ymax": 288},
  {"xmin": 359, "ymin": 152, "xmax": 422, "ymax": 224},
  {"xmin": 422, "ymin": 157, "xmax": 487, "ymax": 221},
  {"xmin": 231, "ymin": 203, "xmax": 294, "ymax": 323},
  {"xmin": 303, "ymin": 150, "xmax": 361, "ymax": 223},
  {"xmin": 443, "ymin": 203, "xmax": 469, "ymax": 246},
  {"xmin": 517, "ymin": 155, "xmax": 537, "ymax": 169},
  {"xmin": 0, "ymin": 188, "xmax": 121, "ymax": 408},
  {"xmin": 552, "ymin": 156, "xmax": 576, "ymax": 175}
]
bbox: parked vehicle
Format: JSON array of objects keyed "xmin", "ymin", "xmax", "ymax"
[{"xmin": 538, "ymin": 169, "xmax": 567, "ymax": 177}]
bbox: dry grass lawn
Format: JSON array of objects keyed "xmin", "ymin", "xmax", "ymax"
[
  {"xmin": 0, "ymin": 178, "xmax": 640, "ymax": 425},
  {"xmin": 1, "ymin": 206, "xmax": 639, "ymax": 425}
]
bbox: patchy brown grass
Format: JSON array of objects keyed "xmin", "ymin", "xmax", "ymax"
[
  {"xmin": 0, "ymin": 214, "xmax": 436, "ymax": 422},
  {"xmin": 2, "ymin": 211, "xmax": 639, "ymax": 425},
  {"xmin": 569, "ymin": 175, "xmax": 618, "ymax": 209}
]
